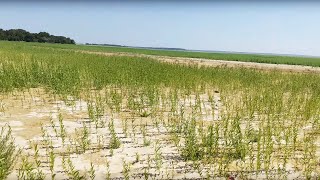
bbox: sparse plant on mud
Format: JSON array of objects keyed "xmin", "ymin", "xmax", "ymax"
[
  {"xmin": 105, "ymin": 159, "xmax": 111, "ymax": 180},
  {"xmin": 122, "ymin": 118, "xmax": 128, "ymax": 137},
  {"xmin": 122, "ymin": 159, "xmax": 131, "ymax": 180},
  {"xmin": 135, "ymin": 152, "xmax": 140, "ymax": 163},
  {"xmin": 48, "ymin": 141, "xmax": 56, "ymax": 180},
  {"xmin": 66, "ymin": 156, "xmax": 85, "ymax": 180},
  {"xmin": 97, "ymin": 134, "xmax": 104, "ymax": 151},
  {"xmin": 50, "ymin": 116, "xmax": 59, "ymax": 138},
  {"xmin": 58, "ymin": 112, "xmax": 67, "ymax": 145},
  {"xmin": 32, "ymin": 142, "xmax": 45, "ymax": 180},
  {"xmin": 141, "ymin": 124, "xmax": 150, "ymax": 146},
  {"xmin": 154, "ymin": 140, "xmax": 163, "ymax": 171},
  {"xmin": 88, "ymin": 162, "xmax": 96, "ymax": 180},
  {"xmin": 75, "ymin": 122, "xmax": 91, "ymax": 152}
]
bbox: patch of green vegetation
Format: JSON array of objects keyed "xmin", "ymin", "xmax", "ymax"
[
  {"xmin": 0, "ymin": 125, "xmax": 20, "ymax": 180},
  {"xmin": 0, "ymin": 41, "xmax": 319, "ymax": 179},
  {"xmin": 4, "ymin": 41, "xmax": 320, "ymax": 67}
]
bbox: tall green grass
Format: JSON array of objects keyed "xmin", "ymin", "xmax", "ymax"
[
  {"xmin": 1, "ymin": 41, "xmax": 320, "ymax": 94},
  {"xmin": 0, "ymin": 125, "xmax": 20, "ymax": 180},
  {"xmin": 4, "ymin": 41, "xmax": 320, "ymax": 67}
]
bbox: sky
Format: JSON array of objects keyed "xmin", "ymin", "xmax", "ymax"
[{"xmin": 1, "ymin": 1, "xmax": 320, "ymax": 56}]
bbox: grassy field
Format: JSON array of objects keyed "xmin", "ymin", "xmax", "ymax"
[
  {"xmin": 7, "ymin": 41, "xmax": 320, "ymax": 67},
  {"xmin": 0, "ymin": 41, "xmax": 319, "ymax": 179}
]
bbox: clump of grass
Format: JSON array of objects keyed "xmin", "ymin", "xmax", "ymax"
[
  {"xmin": 181, "ymin": 118, "xmax": 203, "ymax": 161},
  {"xmin": 0, "ymin": 125, "xmax": 20, "ymax": 180},
  {"xmin": 17, "ymin": 155, "xmax": 45, "ymax": 180},
  {"xmin": 17, "ymin": 156, "xmax": 36, "ymax": 180},
  {"xmin": 108, "ymin": 119, "xmax": 121, "ymax": 149}
]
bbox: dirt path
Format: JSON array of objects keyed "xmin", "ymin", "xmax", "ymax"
[{"xmin": 79, "ymin": 50, "xmax": 320, "ymax": 73}]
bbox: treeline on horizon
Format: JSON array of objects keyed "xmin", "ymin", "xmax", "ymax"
[{"xmin": 0, "ymin": 28, "xmax": 75, "ymax": 44}]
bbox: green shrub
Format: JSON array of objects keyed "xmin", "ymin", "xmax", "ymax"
[{"xmin": 0, "ymin": 125, "xmax": 20, "ymax": 180}]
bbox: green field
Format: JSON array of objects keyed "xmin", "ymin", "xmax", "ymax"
[
  {"xmin": 6, "ymin": 41, "xmax": 320, "ymax": 67},
  {"xmin": 0, "ymin": 41, "xmax": 319, "ymax": 179}
]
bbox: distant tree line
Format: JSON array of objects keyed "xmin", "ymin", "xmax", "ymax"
[{"xmin": 0, "ymin": 28, "xmax": 75, "ymax": 44}]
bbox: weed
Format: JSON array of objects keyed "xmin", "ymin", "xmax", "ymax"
[{"xmin": 0, "ymin": 125, "xmax": 20, "ymax": 179}]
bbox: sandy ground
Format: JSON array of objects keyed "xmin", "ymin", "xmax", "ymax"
[{"xmin": 78, "ymin": 50, "xmax": 320, "ymax": 73}]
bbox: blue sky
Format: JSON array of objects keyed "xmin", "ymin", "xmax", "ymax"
[{"xmin": 1, "ymin": 1, "xmax": 320, "ymax": 56}]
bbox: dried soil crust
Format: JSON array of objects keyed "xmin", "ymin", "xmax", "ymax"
[{"xmin": 79, "ymin": 51, "xmax": 320, "ymax": 73}]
